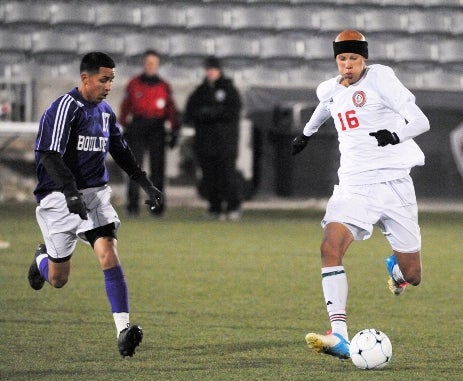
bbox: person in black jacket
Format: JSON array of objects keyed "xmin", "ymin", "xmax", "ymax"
[{"xmin": 185, "ymin": 57, "xmax": 242, "ymax": 220}]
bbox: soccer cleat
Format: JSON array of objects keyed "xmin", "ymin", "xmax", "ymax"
[
  {"xmin": 27, "ymin": 244, "xmax": 47, "ymax": 290},
  {"xmin": 305, "ymin": 332, "xmax": 350, "ymax": 360},
  {"xmin": 385, "ymin": 254, "xmax": 408, "ymax": 295},
  {"xmin": 118, "ymin": 325, "xmax": 143, "ymax": 357}
]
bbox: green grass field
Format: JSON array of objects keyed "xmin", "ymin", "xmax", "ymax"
[{"xmin": 0, "ymin": 202, "xmax": 462, "ymax": 380}]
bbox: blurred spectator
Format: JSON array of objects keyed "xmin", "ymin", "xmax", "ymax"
[
  {"xmin": 119, "ymin": 50, "xmax": 180, "ymax": 217},
  {"xmin": 184, "ymin": 56, "xmax": 243, "ymax": 220},
  {"xmin": 0, "ymin": 102, "xmax": 12, "ymax": 118}
]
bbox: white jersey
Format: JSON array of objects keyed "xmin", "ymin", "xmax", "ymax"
[{"xmin": 303, "ymin": 64, "xmax": 430, "ymax": 185}]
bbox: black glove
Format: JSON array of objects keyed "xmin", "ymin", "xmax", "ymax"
[
  {"xmin": 165, "ymin": 130, "xmax": 178, "ymax": 149},
  {"xmin": 143, "ymin": 185, "xmax": 163, "ymax": 211},
  {"xmin": 369, "ymin": 130, "xmax": 400, "ymax": 147},
  {"xmin": 291, "ymin": 134, "xmax": 311, "ymax": 155},
  {"xmin": 132, "ymin": 171, "xmax": 163, "ymax": 211},
  {"xmin": 63, "ymin": 185, "xmax": 88, "ymax": 220}
]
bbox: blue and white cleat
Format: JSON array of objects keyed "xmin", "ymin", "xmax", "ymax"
[
  {"xmin": 305, "ymin": 332, "xmax": 350, "ymax": 360},
  {"xmin": 385, "ymin": 254, "xmax": 408, "ymax": 296}
]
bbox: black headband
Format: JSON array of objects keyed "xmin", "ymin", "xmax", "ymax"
[{"xmin": 333, "ymin": 40, "xmax": 368, "ymax": 59}]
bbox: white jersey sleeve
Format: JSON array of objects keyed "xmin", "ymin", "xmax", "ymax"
[
  {"xmin": 302, "ymin": 77, "xmax": 340, "ymax": 137},
  {"xmin": 303, "ymin": 64, "xmax": 429, "ymax": 185},
  {"xmin": 372, "ymin": 65, "xmax": 430, "ymax": 142}
]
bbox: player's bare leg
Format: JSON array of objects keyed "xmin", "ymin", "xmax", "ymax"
[{"xmin": 386, "ymin": 250, "xmax": 421, "ymax": 295}]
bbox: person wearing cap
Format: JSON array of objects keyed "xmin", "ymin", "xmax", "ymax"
[
  {"xmin": 291, "ymin": 30, "xmax": 430, "ymax": 359},
  {"xmin": 184, "ymin": 56, "xmax": 243, "ymax": 220}
]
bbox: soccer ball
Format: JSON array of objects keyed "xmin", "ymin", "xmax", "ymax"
[{"xmin": 350, "ymin": 329, "xmax": 392, "ymax": 370}]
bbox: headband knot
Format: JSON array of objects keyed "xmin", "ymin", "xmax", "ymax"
[{"xmin": 333, "ymin": 40, "xmax": 368, "ymax": 59}]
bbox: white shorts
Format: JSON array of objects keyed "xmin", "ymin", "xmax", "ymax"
[
  {"xmin": 36, "ymin": 185, "xmax": 121, "ymax": 261},
  {"xmin": 322, "ymin": 176, "xmax": 421, "ymax": 252}
]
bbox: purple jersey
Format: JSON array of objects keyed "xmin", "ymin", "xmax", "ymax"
[{"xmin": 34, "ymin": 87, "xmax": 129, "ymax": 202}]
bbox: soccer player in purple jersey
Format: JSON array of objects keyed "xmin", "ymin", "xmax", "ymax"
[{"xmin": 27, "ymin": 52, "xmax": 162, "ymax": 357}]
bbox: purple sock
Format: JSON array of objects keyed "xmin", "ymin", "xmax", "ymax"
[
  {"xmin": 38, "ymin": 256, "xmax": 49, "ymax": 282},
  {"xmin": 103, "ymin": 265, "xmax": 129, "ymax": 313}
]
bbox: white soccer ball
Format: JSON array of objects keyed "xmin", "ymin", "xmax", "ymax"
[{"xmin": 350, "ymin": 329, "xmax": 392, "ymax": 370}]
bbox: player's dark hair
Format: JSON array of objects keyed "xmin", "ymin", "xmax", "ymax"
[
  {"xmin": 80, "ymin": 52, "xmax": 115, "ymax": 74},
  {"xmin": 144, "ymin": 49, "xmax": 160, "ymax": 58}
]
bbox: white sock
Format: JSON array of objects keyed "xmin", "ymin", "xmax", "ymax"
[
  {"xmin": 35, "ymin": 253, "xmax": 48, "ymax": 267},
  {"xmin": 113, "ymin": 312, "xmax": 130, "ymax": 338},
  {"xmin": 321, "ymin": 266, "xmax": 348, "ymax": 340},
  {"xmin": 392, "ymin": 264, "xmax": 406, "ymax": 284}
]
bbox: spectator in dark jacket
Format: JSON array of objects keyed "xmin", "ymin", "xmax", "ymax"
[{"xmin": 184, "ymin": 57, "xmax": 242, "ymax": 220}]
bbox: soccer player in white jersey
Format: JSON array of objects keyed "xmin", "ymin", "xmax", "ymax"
[
  {"xmin": 27, "ymin": 52, "xmax": 163, "ymax": 357},
  {"xmin": 291, "ymin": 30, "xmax": 430, "ymax": 359}
]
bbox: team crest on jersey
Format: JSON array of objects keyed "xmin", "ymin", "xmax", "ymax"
[{"xmin": 352, "ymin": 91, "xmax": 366, "ymax": 107}]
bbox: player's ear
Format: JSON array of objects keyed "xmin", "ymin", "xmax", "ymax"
[{"xmin": 80, "ymin": 72, "xmax": 89, "ymax": 85}]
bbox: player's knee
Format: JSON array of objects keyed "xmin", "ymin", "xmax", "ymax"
[
  {"xmin": 49, "ymin": 274, "xmax": 69, "ymax": 288},
  {"xmin": 320, "ymin": 241, "xmax": 342, "ymax": 264},
  {"xmin": 403, "ymin": 269, "xmax": 421, "ymax": 286}
]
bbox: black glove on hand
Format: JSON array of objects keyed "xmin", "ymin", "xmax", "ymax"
[
  {"xmin": 63, "ymin": 186, "xmax": 88, "ymax": 220},
  {"xmin": 133, "ymin": 171, "xmax": 163, "ymax": 211},
  {"xmin": 144, "ymin": 185, "xmax": 163, "ymax": 211},
  {"xmin": 369, "ymin": 130, "xmax": 400, "ymax": 147},
  {"xmin": 291, "ymin": 134, "xmax": 311, "ymax": 155}
]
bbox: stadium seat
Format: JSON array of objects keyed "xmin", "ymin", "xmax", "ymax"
[
  {"xmin": 235, "ymin": 65, "xmax": 284, "ymax": 86},
  {"xmin": 3, "ymin": 1, "xmax": 50, "ymax": 30},
  {"xmin": 447, "ymin": 12, "xmax": 463, "ymax": 36},
  {"xmin": 77, "ymin": 33, "xmax": 125, "ymax": 61},
  {"xmin": 123, "ymin": 33, "xmax": 169, "ymax": 61},
  {"xmin": 391, "ymin": 38, "xmax": 439, "ymax": 68},
  {"xmin": 93, "ymin": 4, "xmax": 141, "ymax": 32},
  {"xmin": 49, "ymin": 3, "xmax": 96, "ymax": 31},
  {"xmin": 213, "ymin": 34, "xmax": 260, "ymax": 60},
  {"xmin": 229, "ymin": 6, "xmax": 276, "ymax": 32},
  {"xmin": 259, "ymin": 35, "xmax": 306, "ymax": 62},
  {"xmin": 30, "ymin": 31, "xmax": 78, "ymax": 63},
  {"xmin": 406, "ymin": 10, "xmax": 451, "ymax": 36},
  {"xmin": 304, "ymin": 36, "xmax": 334, "ymax": 62},
  {"xmin": 286, "ymin": 65, "xmax": 334, "ymax": 89},
  {"xmin": 436, "ymin": 39, "xmax": 463, "ymax": 73},
  {"xmin": 139, "ymin": 4, "xmax": 186, "ymax": 30},
  {"xmin": 317, "ymin": 9, "xmax": 362, "ymax": 35},
  {"xmin": 359, "ymin": 9, "xmax": 409, "ymax": 36},
  {"xmin": 159, "ymin": 63, "xmax": 204, "ymax": 83},
  {"xmin": 367, "ymin": 37, "xmax": 394, "ymax": 64},
  {"xmin": 168, "ymin": 34, "xmax": 214, "ymax": 59},
  {"xmin": 420, "ymin": 69, "xmax": 463, "ymax": 91},
  {"xmin": 0, "ymin": 30, "xmax": 30, "ymax": 64},
  {"xmin": 185, "ymin": 5, "xmax": 230, "ymax": 30},
  {"xmin": 393, "ymin": 67, "xmax": 423, "ymax": 89},
  {"xmin": 274, "ymin": 7, "xmax": 320, "ymax": 33}
]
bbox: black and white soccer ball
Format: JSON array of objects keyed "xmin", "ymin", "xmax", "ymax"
[{"xmin": 350, "ymin": 329, "xmax": 392, "ymax": 370}]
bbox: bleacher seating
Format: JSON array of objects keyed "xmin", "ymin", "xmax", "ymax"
[
  {"xmin": 49, "ymin": 3, "xmax": 95, "ymax": 31},
  {"xmin": 139, "ymin": 4, "xmax": 186, "ymax": 31},
  {"xmin": 30, "ymin": 31, "xmax": 78, "ymax": 64},
  {"xmin": 2, "ymin": 1, "xmax": 50, "ymax": 31},
  {"xmin": 1, "ymin": 0, "xmax": 463, "ymax": 114},
  {"xmin": 93, "ymin": 4, "xmax": 141, "ymax": 33}
]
